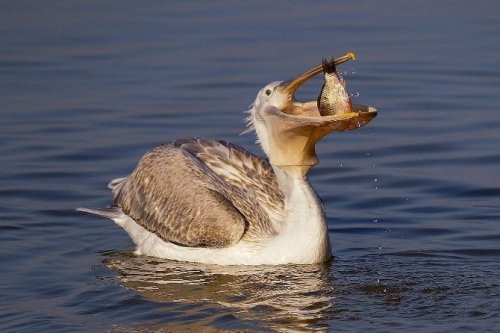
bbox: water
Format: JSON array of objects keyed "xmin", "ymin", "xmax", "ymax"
[{"xmin": 1, "ymin": 1, "xmax": 499, "ymax": 332}]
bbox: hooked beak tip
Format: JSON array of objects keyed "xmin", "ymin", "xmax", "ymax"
[
  {"xmin": 283, "ymin": 51, "xmax": 356, "ymax": 96},
  {"xmin": 346, "ymin": 51, "xmax": 356, "ymax": 61}
]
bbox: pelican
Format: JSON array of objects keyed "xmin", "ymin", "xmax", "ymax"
[{"xmin": 78, "ymin": 52, "xmax": 377, "ymax": 265}]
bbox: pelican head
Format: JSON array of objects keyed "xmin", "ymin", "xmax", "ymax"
[{"xmin": 247, "ymin": 52, "xmax": 377, "ymax": 176}]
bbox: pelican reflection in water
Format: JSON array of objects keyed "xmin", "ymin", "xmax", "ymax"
[
  {"xmin": 104, "ymin": 252, "xmax": 335, "ymax": 332},
  {"xmin": 79, "ymin": 52, "xmax": 377, "ymax": 265}
]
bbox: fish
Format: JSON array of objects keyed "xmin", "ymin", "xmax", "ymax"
[{"xmin": 317, "ymin": 58, "xmax": 353, "ymax": 116}]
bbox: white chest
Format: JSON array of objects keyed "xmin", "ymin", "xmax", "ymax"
[{"xmin": 259, "ymin": 174, "xmax": 331, "ymax": 264}]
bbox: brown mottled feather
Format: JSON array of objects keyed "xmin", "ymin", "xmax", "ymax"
[{"xmin": 113, "ymin": 139, "xmax": 285, "ymax": 248}]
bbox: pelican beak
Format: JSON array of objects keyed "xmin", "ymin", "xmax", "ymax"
[
  {"xmin": 264, "ymin": 104, "xmax": 377, "ymax": 172},
  {"xmin": 282, "ymin": 52, "xmax": 356, "ymax": 97},
  {"xmin": 262, "ymin": 52, "xmax": 377, "ymax": 174}
]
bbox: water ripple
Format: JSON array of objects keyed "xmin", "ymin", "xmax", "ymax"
[{"xmin": 1, "ymin": 1, "xmax": 500, "ymax": 332}]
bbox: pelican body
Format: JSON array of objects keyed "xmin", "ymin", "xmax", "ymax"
[{"xmin": 79, "ymin": 53, "xmax": 377, "ymax": 265}]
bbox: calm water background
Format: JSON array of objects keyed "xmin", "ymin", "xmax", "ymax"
[{"xmin": 1, "ymin": 1, "xmax": 499, "ymax": 332}]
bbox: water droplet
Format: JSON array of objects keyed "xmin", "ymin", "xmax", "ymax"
[{"xmin": 374, "ymin": 178, "xmax": 378, "ymax": 182}]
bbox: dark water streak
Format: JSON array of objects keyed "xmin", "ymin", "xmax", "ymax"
[{"xmin": 1, "ymin": 1, "xmax": 499, "ymax": 332}]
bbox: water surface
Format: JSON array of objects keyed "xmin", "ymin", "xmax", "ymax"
[{"xmin": 1, "ymin": 1, "xmax": 499, "ymax": 332}]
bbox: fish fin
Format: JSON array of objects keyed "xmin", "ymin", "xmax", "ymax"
[{"xmin": 317, "ymin": 82, "xmax": 325, "ymax": 110}]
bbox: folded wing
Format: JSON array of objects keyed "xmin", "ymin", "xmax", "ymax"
[{"xmin": 113, "ymin": 139, "xmax": 285, "ymax": 248}]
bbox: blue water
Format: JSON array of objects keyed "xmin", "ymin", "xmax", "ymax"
[{"xmin": 1, "ymin": 1, "xmax": 499, "ymax": 332}]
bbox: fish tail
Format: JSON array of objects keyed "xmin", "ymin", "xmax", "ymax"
[{"xmin": 322, "ymin": 58, "xmax": 337, "ymax": 74}]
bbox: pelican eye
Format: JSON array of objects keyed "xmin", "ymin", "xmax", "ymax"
[{"xmin": 265, "ymin": 89, "xmax": 272, "ymax": 96}]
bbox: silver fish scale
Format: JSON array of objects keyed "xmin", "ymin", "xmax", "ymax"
[{"xmin": 317, "ymin": 59, "xmax": 352, "ymax": 116}]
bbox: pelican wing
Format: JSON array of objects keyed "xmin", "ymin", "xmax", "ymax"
[
  {"xmin": 176, "ymin": 139, "xmax": 285, "ymax": 237},
  {"xmin": 113, "ymin": 139, "xmax": 284, "ymax": 248}
]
